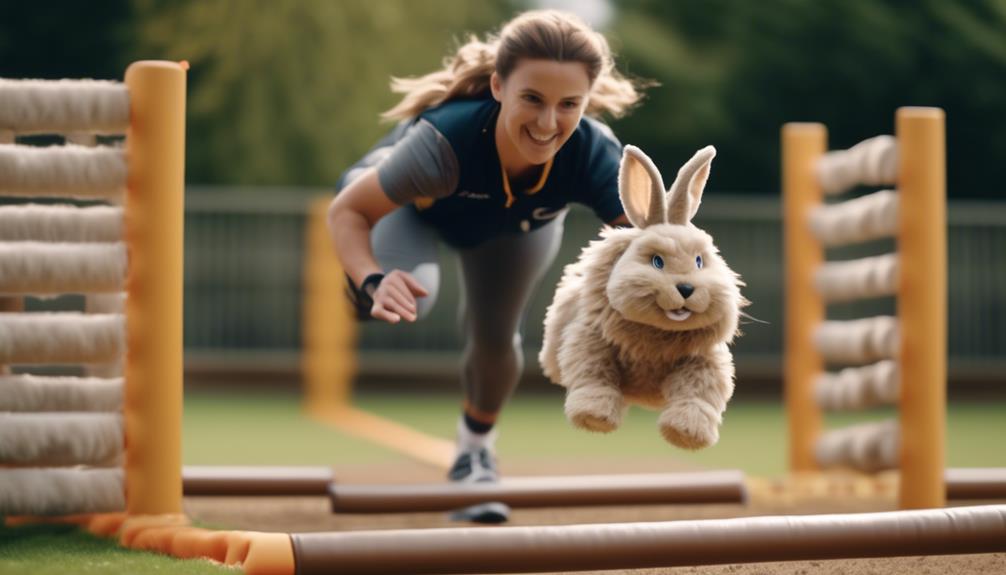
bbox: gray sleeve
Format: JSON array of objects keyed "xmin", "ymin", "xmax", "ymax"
[{"xmin": 376, "ymin": 119, "xmax": 459, "ymax": 205}]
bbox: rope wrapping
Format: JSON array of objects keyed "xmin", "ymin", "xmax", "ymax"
[
  {"xmin": 814, "ymin": 253, "xmax": 898, "ymax": 303},
  {"xmin": 809, "ymin": 190, "xmax": 899, "ymax": 247},
  {"xmin": 0, "ymin": 467, "xmax": 124, "ymax": 515},
  {"xmin": 0, "ymin": 78, "xmax": 129, "ymax": 135},
  {"xmin": 0, "ymin": 412, "xmax": 123, "ymax": 466},
  {"xmin": 0, "ymin": 312, "xmax": 124, "ymax": 364},
  {"xmin": 0, "ymin": 242, "xmax": 126, "ymax": 294},
  {"xmin": 815, "ymin": 360, "xmax": 899, "ymax": 411},
  {"xmin": 0, "ymin": 204, "xmax": 123, "ymax": 242},
  {"xmin": 815, "ymin": 419, "xmax": 899, "ymax": 472},
  {"xmin": 816, "ymin": 135, "xmax": 897, "ymax": 196},
  {"xmin": 0, "ymin": 143, "xmax": 127, "ymax": 200},
  {"xmin": 0, "ymin": 374, "xmax": 122, "ymax": 412},
  {"xmin": 814, "ymin": 316, "xmax": 899, "ymax": 365}
]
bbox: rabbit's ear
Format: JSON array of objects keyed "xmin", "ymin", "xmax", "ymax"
[
  {"xmin": 666, "ymin": 146, "xmax": 716, "ymax": 225},
  {"xmin": 618, "ymin": 145, "xmax": 666, "ymax": 228}
]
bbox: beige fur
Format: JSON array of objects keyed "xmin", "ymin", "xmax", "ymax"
[{"xmin": 540, "ymin": 145, "xmax": 746, "ymax": 449}]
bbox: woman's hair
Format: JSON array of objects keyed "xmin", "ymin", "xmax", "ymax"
[{"xmin": 381, "ymin": 10, "xmax": 651, "ymax": 122}]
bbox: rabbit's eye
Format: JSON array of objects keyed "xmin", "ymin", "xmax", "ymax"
[
  {"xmin": 696, "ymin": 255, "xmax": 704, "ymax": 269},
  {"xmin": 651, "ymin": 254, "xmax": 664, "ymax": 270}
]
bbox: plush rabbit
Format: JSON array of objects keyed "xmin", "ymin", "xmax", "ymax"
[{"xmin": 540, "ymin": 145, "xmax": 745, "ymax": 450}]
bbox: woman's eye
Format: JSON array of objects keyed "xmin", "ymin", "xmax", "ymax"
[
  {"xmin": 522, "ymin": 94, "xmax": 541, "ymax": 104},
  {"xmin": 561, "ymin": 100, "xmax": 579, "ymax": 109},
  {"xmin": 651, "ymin": 254, "xmax": 664, "ymax": 270},
  {"xmin": 695, "ymin": 255, "xmax": 704, "ymax": 269}
]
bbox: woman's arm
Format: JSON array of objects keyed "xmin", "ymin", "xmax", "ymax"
[
  {"xmin": 327, "ymin": 168, "xmax": 428, "ymax": 323},
  {"xmin": 607, "ymin": 213, "xmax": 631, "ymax": 227}
]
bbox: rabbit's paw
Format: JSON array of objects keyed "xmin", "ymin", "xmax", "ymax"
[
  {"xmin": 565, "ymin": 385, "xmax": 624, "ymax": 433},
  {"xmin": 658, "ymin": 401, "xmax": 719, "ymax": 450}
]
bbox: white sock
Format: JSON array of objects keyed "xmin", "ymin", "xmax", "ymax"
[{"xmin": 456, "ymin": 416, "xmax": 497, "ymax": 455}]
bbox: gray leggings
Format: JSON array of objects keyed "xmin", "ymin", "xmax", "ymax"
[{"xmin": 371, "ymin": 204, "xmax": 564, "ymax": 415}]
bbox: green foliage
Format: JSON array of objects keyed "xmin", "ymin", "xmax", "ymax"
[
  {"xmin": 0, "ymin": 1, "xmax": 133, "ymax": 79},
  {"xmin": 131, "ymin": 0, "xmax": 510, "ymax": 185},
  {"xmin": 3, "ymin": 1, "xmax": 1002, "ymax": 196},
  {"xmin": 611, "ymin": 0, "xmax": 1006, "ymax": 198}
]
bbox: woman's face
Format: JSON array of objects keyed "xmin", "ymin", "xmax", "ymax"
[{"xmin": 491, "ymin": 59, "xmax": 591, "ymax": 171}]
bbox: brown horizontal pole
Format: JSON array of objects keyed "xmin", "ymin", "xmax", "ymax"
[
  {"xmin": 293, "ymin": 504, "xmax": 1006, "ymax": 575},
  {"xmin": 330, "ymin": 471, "xmax": 746, "ymax": 513},
  {"xmin": 947, "ymin": 468, "xmax": 1006, "ymax": 500},
  {"xmin": 182, "ymin": 466, "xmax": 333, "ymax": 496}
]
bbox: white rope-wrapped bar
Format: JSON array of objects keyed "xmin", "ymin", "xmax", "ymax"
[
  {"xmin": 816, "ymin": 135, "xmax": 897, "ymax": 196},
  {"xmin": 815, "ymin": 360, "xmax": 899, "ymax": 411},
  {"xmin": 0, "ymin": 242, "xmax": 126, "ymax": 294},
  {"xmin": 84, "ymin": 294, "xmax": 126, "ymax": 377},
  {"xmin": 809, "ymin": 190, "xmax": 899, "ymax": 247},
  {"xmin": 0, "ymin": 143, "xmax": 126, "ymax": 200},
  {"xmin": 815, "ymin": 419, "xmax": 898, "ymax": 472},
  {"xmin": 0, "ymin": 78, "xmax": 130, "ymax": 135},
  {"xmin": 814, "ymin": 316, "xmax": 899, "ymax": 365},
  {"xmin": 0, "ymin": 374, "xmax": 122, "ymax": 412},
  {"xmin": 0, "ymin": 312, "xmax": 124, "ymax": 364},
  {"xmin": 0, "ymin": 468, "xmax": 125, "ymax": 516},
  {"xmin": 814, "ymin": 253, "xmax": 898, "ymax": 303},
  {"xmin": 0, "ymin": 412, "xmax": 123, "ymax": 466},
  {"xmin": 0, "ymin": 204, "xmax": 123, "ymax": 242}
]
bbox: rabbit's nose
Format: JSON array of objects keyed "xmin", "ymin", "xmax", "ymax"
[{"xmin": 676, "ymin": 283, "xmax": 695, "ymax": 299}]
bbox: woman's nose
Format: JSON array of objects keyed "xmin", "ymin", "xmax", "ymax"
[{"xmin": 538, "ymin": 108, "xmax": 557, "ymax": 131}]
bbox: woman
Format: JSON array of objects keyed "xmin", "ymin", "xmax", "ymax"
[{"xmin": 328, "ymin": 9, "xmax": 647, "ymax": 523}]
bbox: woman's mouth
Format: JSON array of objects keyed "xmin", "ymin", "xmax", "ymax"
[
  {"xmin": 665, "ymin": 308, "xmax": 692, "ymax": 321},
  {"xmin": 525, "ymin": 127, "xmax": 557, "ymax": 146}
]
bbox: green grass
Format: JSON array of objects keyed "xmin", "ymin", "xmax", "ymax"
[
  {"xmin": 0, "ymin": 524, "xmax": 228, "ymax": 575},
  {"xmin": 4, "ymin": 390, "xmax": 1004, "ymax": 574},
  {"xmin": 185, "ymin": 389, "xmax": 1006, "ymax": 476}
]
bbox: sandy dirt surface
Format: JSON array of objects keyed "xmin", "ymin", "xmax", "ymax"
[{"xmin": 182, "ymin": 459, "xmax": 1006, "ymax": 574}]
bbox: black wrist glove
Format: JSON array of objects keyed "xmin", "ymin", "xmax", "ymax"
[{"xmin": 345, "ymin": 272, "xmax": 384, "ymax": 320}]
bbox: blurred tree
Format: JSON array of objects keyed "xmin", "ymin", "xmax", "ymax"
[
  {"xmin": 0, "ymin": 1, "xmax": 134, "ymax": 80},
  {"xmin": 611, "ymin": 0, "xmax": 1006, "ymax": 198},
  {"xmin": 132, "ymin": 0, "xmax": 510, "ymax": 185}
]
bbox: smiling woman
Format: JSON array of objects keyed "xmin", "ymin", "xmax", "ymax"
[{"xmin": 325, "ymin": 9, "xmax": 651, "ymax": 524}]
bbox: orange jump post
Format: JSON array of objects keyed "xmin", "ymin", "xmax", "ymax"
[
  {"xmin": 303, "ymin": 197, "xmax": 357, "ymax": 412},
  {"xmin": 123, "ymin": 61, "xmax": 187, "ymax": 516},
  {"xmin": 896, "ymin": 107, "xmax": 946, "ymax": 509},
  {"xmin": 782, "ymin": 123, "xmax": 826, "ymax": 473}
]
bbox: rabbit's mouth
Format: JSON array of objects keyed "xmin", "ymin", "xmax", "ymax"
[{"xmin": 665, "ymin": 308, "xmax": 692, "ymax": 321}]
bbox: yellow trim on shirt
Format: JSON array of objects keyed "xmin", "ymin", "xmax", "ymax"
[{"xmin": 499, "ymin": 158, "xmax": 554, "ymax": 208}]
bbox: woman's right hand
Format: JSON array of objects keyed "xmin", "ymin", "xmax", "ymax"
[{"xmin": 370, "ymin": 269, "xmax": 430, "ymax": 324}]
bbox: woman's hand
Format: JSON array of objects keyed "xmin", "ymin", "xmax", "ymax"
[{"xmin": 370, "ymin": 269, "xmax": 430, "ymax": 323}]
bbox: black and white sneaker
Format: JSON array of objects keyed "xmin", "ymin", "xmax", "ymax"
[{"xmin": 446, "ymin": 447, "xmax": 510, "ymax": 524}]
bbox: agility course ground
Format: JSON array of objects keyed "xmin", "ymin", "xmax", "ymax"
[{"xmin": 3, "ymin": 390, "xmax": 1005, "ymax": 574}]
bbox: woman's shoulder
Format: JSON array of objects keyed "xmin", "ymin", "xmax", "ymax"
[
  {"xmin": 418, "ymin": 97, "xmax": 497, "ymax": 141},
  {"xmin": 560, "ymin": 115, "xmax": 622, "ymax": 167}
]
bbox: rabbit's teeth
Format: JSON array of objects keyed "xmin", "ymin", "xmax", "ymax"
[{"xmin": 666, "ymin": 308, "xmax": 692, "ymax": 321}]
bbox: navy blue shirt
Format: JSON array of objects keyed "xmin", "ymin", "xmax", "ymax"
[{"xmin": 341, "ymin": 97, "xmax": 625, "ymax": 248}]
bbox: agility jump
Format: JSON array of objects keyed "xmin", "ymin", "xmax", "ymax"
[
  {"xmin": 0, "ymin": 61, "xmax": 186, "ymax": 518},
  {"xmin": 783, "ymin": 108, "xmax": 950, "ymax": 509},
  {"xmin": 2, "ymin": 67, "xmax": 1004, "ymax": 573}
]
